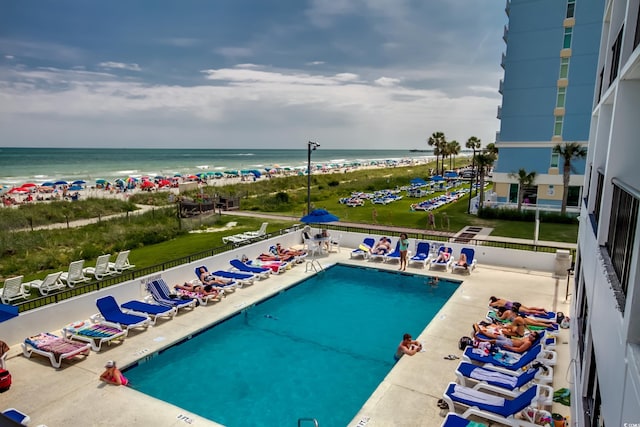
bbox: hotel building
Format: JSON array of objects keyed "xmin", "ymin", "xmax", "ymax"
[
  {"xmin": 572, "ymin": 0, "xmax": 640, "ymax": 426},
  {"xmin": 493, "ymin": 0, "xmax": 603, "ymax": 209}
]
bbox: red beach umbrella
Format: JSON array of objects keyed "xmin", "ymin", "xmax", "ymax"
[
  {"xmin": 141, "ymin": 180, "xmax": 154, "ymax": 188},
  {"xmin": 20, "ymin": 183, "xmax": 37, "ymax": 188}
]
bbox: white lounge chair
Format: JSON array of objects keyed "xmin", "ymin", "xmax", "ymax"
[
  {"xmin": 351, "ymin": 237, "xmax": 375, "ymax": 259},
  {"xmin": 239, "ymin": 222, "xmax": 268, "ymax": 239},
  {"xmin": 1, "ymin": 276, "xmax": 29, "ymax": 305},
  {"xmin": 24, "ymin": 271, "xmax": 65, "ymax": 296},
  {"xmin": 60, "ymin": 260, "xmax": 91, "ymax": 286},
  {"xmin": 108, "ymin": 250, "xmax": 135, "ymax": 274},
  {"xmin": 22, "ymin": 332, "xmax": 91, "ymax": 368},
  {"xmin": 83, "ymin": 254, "xmax": 114, "ymax": 280},
  {"xmin": 451, "ymin": 247, "xmax": 477, "ymax": 274},
  {"xmin": 62, "ymin": 321, "xmax": 127, "ymax": 351},
  {"xmin": 409, "ymin": 241, "xmax": 431, "ymax": 268},
  {"xmin": 429, "ymin": 247, "xmax": 454, "ymax": 270}
]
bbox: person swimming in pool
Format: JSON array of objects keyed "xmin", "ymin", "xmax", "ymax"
[{"xmin": 394, "ymin": 333, "xmax": 422, "ymax": 362}]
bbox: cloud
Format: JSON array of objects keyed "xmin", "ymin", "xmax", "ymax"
[
  {"xmin": 0, "ymin": 63, "xmax": 500, "ymax": 148},
  {"xmin": 214, "ymin": 47, "xmax": 253, "ymax": 58},
  {"xmin": 98, "ymin": 62, "xmax": 142, "ymax": 72},
  {"xmin": 306, "ymin": 61, "xmax": 325, "ymax": 66},
  {"xmin": 4, "ymin": 55, "xmax": 14, "ymax": 60}
]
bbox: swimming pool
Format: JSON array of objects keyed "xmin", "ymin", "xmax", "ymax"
[{"xmin": 125, "ymin": 264, "xmax": 459, "ymax": 426}]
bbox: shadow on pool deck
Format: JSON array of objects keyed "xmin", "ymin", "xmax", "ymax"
[{"xmin": 1, "ymin": 249, "xmax": 572, "ymax": 427}]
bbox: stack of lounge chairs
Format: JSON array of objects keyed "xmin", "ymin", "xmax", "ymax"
[
  {"xmin": 439, "ymin": 296, "xmax": 559, "ymax": 426},
  {"xmin": 222, "ymin": 222, "xmax": 269, "ymax": 245}
]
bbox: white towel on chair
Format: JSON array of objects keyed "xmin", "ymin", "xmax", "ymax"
[
  {"xmin": 469, "ymin": 368, "xmax": 518, "ymax": 387},
  {"xmin": 452, "ymin": 384, "xmax": 506, "ymax": 406}
]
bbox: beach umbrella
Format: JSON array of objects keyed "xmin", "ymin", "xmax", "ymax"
[
  {"xmin": 300, "ymin": 209, "xmax": 339, "ymax": 224},
  {"xmin": 173, "ymin": 173, "xmax": 182, "ymax": 177},
  {"xmin": 214, "ymin": 172, "xmax": 223, "ymax": 177},
  {"xmin": 411, "ymin": 177, "xmax": 427, "ymax": 186},
  {"xmin": 72, "ymin": 180, "xmax": 86, "ymax": 185},
  {"xmin": 41, "ymin": 182, "xmax": 56, "ymax": 187},
  {"xmin": 141, "ymin": 180, "xmax": 154, "ymax": 189},
  {"xmin": 8, "ymin": 188, "xmax": 28, "ymax": 194},
  {"xmin": 20, "ymin": 183, "xmax": 37, "ymax": 188},
  {"xmin": 96, "ymin": 179, "xmax": 107, "ymax": 184},
  {"xmin": 54, "ymin": 180, "xmax": 68, "ymax": 186},
  {"xmin": 68, "ymin": 185, "xmax": 83, "ymax": 191},
  {"xmin": 158, "ymin": 179, "xmax": 171, "ymax": 187}
]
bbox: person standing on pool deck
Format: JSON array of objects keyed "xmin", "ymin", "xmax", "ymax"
[
  {"xmin": 394, "ymin": 333, "xmax": 422, "ymax": 362},
  {"xmin": 398, "ymin": 233, "xmax": 409, "ymax": 271}
]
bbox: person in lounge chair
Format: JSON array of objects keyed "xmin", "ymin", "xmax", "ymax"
[
  {"xmin": 434, "ymin": 248, "xmax": 451, "ymax": 263},
  {"xmin": 455, "ymin": 252, "xmax": 468, "ymax": 269},
  {"xmin": 394, "ymin": 333, "xmax": 422, "ymax": 362},
  {"xmin": 175, "ymin": 282, "xmax": 220, "ymax": 297},
  {"xmin": 371, "ymin": 237, "xmax": 391, "ymax": 255},
  {"xmin": 489, "ymin": 296, "xmax": 548, "ymax": 315},
  {"xmin": 100, "ymin": 360, "xmax": 129, "ymax": 386},
  {"xmin": 275, "ymin": 243, "xmax": 306, "ymax": 259},
  {"xmin": 474, "ymin": 328, "xmax": 539, "ymax": 353},
  {"xmin": 196, "ymin": 267, "xmax": 232, "ymax": 288}
]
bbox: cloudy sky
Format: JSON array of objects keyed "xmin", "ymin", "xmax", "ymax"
[{"xmin": 0, "ymin": 0, "xmax": 507, "ymax": 149}]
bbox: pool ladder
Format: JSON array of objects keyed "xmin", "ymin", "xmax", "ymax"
[
  {"xmin": 298, "ymin": 418, "xmax": 319, "ymax": 427},
  {"xmin": 305, "ymin": 259, "xmax": 324, "ymax": 273}
]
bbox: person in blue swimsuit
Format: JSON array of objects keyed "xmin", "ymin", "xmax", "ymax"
[
  {"xmin": 394, "ymin": 333, "xmax": 422, "ymax": 362},
  {"xmin": 398, "ymin": 233, "xmax": 410, "ymax": 271}
]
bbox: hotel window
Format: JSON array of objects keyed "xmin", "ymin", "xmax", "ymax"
[
  {"xmin": 556, "ymin": 87, "xmax": 567, "ymax": 108},
  {"xmin": 610, "ymin": 26, "xmax": 624, "ymax": 84},
  {"xmin": 576, "ymin": 276, "xmax": 588, "ymax": 357},
  {"xmin": 566, "ymin": 0, "xmax": 575, "ymax": 19},
  {"xmin": 559, "ymin": 58, "xmax": 570, "ymax": 79},
  {"xmin": 509, "ymin": 184, "xmax": 518, "ymax": 203},
  {"xmin": 563, "ymin": 27, "xmax": 573, "ymax": 49},
  {"xmin": 584, "ymin": 349, "xmax": 604, "ymax": 427},
  {"xmin": 635, "ymin": 3, "xmax": 640, "ymax": 50},
  {"xmin": 593, "ymin": 171, "xmax": 604, "ymax": 225},
  {"xmin": 606, "ymin": 181, "xmax": 638, "ymax": 312},
  {"xmin": 551, "ymin": 153, "xmax": 559, "ymax": 168},
  {"xmin": 553, "ymin": 116, "xmax": 564, "ymax": 137}
]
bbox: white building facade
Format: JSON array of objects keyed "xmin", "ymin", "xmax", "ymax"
[{"xmin": 572, "ymin": 0, "xmax": 640, "ymax": 426}]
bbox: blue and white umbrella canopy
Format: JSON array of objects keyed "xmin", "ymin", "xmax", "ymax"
[{"xmin": 300, "ymin": 209, "xmax": 339, "ymax": 224}]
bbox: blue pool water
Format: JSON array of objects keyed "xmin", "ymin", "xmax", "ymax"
[{"xmin": 125, "ymin": 265, "xmax": 459, "ymax": 426}]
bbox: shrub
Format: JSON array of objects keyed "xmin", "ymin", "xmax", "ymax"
[{"xmin": 478, "ymin": 207, "xmax": 578, "ymax": 224}]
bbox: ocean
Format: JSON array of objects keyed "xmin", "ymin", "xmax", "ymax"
[{"xmin": 0, "ymin": 147, "xmax": 440, "ymax": 187}]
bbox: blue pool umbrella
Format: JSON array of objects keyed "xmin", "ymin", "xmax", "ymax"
[
  {"xmin": 300, "ymin": 209, "xmax": 339, "ymax": 224},
  {"xmin": 431, "ymin": 175, "xmax": 444, "ymax": 182}
]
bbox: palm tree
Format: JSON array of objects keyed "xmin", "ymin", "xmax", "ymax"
[
  {"xmin": 428, "ymin": 132, "xmax": 446, "ymax": 176},
  {"xmin": 447, "ymin": 140, "xmax": 461, "ymax": 170},
  {"xmin": 553, "ymin": 142, "xmax": 588, "ymax": 215},
  {"xmin": 465, "ymin": 136, "xmax": 482, "ymax": 213},
  {"xmin": 475, "ymin": 151, "xmax": 497, "ymax": 208},
  {"xmin": 485, "ymin": 142, "xmax": 499, "ymax": 157},
  {"xmin": 509, "ymin": 168, "xmax": 537, "ymax": 212}
]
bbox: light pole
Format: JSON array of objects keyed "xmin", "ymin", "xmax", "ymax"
[{"xmin": 307, "ymin": 141, "xmax": 320, "ymax": 215}]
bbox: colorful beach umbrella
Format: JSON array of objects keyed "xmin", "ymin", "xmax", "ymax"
[{"xmin": 96, "ymin": 179, "xmax": 107, "ymax": 184}]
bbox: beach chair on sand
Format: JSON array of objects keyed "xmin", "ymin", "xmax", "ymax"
[
  {"xmin": 22, "ymin": 332, "xmax": 91, "ymax": 368},
  {"xmin": 1, "ymin": 276, "xmax": 30, "ymax": 305},
  {"xmin": 146, "ymin": 279, "xmax": 198, "ymax": 310},
  {"xmin": 83, "ymin": 254, "xmax": 114, "ymax": 280},
  {"xmin": 60, "ymin": 260, "xmax": 91, "ymax": 286},
  {"xmin": 24, "ymin": 271, "xmax": 65, "ymax": 296},
  {"xmin": 108, "ymin": 250, "xmax": 135, "ymax": 274}
]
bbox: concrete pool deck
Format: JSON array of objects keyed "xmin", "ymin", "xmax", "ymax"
[{"xmin": 1, "ymin": 250, "xmax": 572, "ymax": 427}]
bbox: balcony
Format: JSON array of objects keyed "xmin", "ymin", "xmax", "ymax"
[{"xmin": 499, "ymin": 79, "xmax": 504, "ymax": 94}]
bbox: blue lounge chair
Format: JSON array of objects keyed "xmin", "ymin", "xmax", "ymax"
[
  {"xmin": 451, "ymin": 247, "xmax": 477, "ymax": 274},
  {"xmin": 384, "ymin": 241, "xmax": 402, "ymax": 263},
  {"xmin": 195, "ymin": 266, "xmax": 241, "ymax": 289},
  {"xmin": 121, "ymin": 300, "xmax": 178, "ymax": 325},
  {"xmin": 146, "ymin": 279, "xmax": 198, "ymax": 310},
  {"xmin": 409, "ymin": 241, "xmax": 431, "ymax": 268},
  {"xmin": 229, "ymin": 259, "xmax": 271, "ymax": 280},
  {"xmin": 442, "ymin": 382, "xmax": 542, "ymax": 427},
  {"xmin": 94, "ymin": 296, "xmax": 151, "ymax": 334},
  {"xmin": 440, "ymin": 412, "xmax": 477, "ymax": 427},
  {"xmin": 351, "ymin": 237, "xmax": 375, "ymax": 259},
  {"xmin": 429, "ymin": 246, "xmax": 454, "ymax": 270},
  {"xmin": 211, "ymin": 270, "xmax": 253, "ymax": 287},
  {"xmin": 454, "ymin": 361, "xmax": 552, "ymax": 394},
  {"xmin": 2, "ymin": 408, "xmax": 30, "ymax": 425},
  {"xmin": 462, "ymin": 343, "xmax": 556, "ymax": 371}
]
